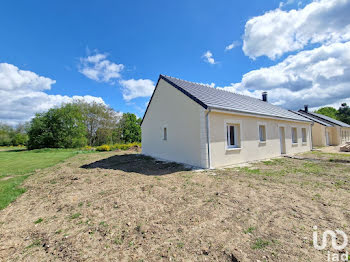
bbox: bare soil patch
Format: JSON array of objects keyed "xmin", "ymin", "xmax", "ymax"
[
  {"xmin": 0, "ymin": 151, "xmax": 349, "ymax": 261},
  {"xmin": 316, "ymin": 146, "xmax": 350, "ymax": 154}
]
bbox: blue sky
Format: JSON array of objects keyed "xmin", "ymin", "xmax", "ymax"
[{"xmin": 1, "ymin": 0, "xmax": 350, "ymax": 125}]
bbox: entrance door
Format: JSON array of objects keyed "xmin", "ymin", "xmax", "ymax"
[
  {"xmin": 279, "ymin": 127, "xmax": 286, "ymax": 154},
  {"xmin": 326, "ymin": 132, "xmax": 330, "ymax": 145}
]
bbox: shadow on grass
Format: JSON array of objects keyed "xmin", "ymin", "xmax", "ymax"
[
  {"xmin": 0, "ymin": 149, "xmax": 27, "ymax": 153},
  {"xmin": 80, "ymin": 153, "xmax": 191, "ymax": 176}
]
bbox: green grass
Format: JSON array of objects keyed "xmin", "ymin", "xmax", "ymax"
[
  {"xmin": 34, "ymin": 218, "xmax": 43, "ymax": 224},
  {"xmin": 0, "ymin": 148, "xmax": 91, "ymax": 210},
  {"xmin": 70, "ymin": 212, "xmax": 81, "ymax": 219},
  {"xmin": 244, "ymin": 226, "xmax": 256, "ymax": 234},
  {"xmin": 251, "ymin": 238, "xmax": 270, "ymax": 250}
]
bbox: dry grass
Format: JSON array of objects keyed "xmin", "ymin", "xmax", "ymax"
[{"xmin": 0, "ymin": 150, "xmax": 349, "ymax": 261}]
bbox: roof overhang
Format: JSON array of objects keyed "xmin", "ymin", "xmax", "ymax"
[{"xmin": 209, "ymin": 107, "xmax": 313, "ymax": 124}]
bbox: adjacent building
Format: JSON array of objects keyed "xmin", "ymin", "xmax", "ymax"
[{"xmin": 292, "ymin": 106, "xmax": 350, "ymax": 147}]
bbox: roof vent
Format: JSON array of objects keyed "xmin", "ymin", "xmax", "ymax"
[
  {"xmin": 304, "ymin": 105, "xmax": 309, "ymax": 113},
  {"xmin": 262, "ymin": 92, "xmax": 267, "ymax": 102}
]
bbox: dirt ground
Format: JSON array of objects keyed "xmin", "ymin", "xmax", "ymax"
[
  {"xmin": 0, "ymin": 151, "xmax": 350, "ymax": 262},
  {"xmin": 315, "ymin": 145, "xmax": 350, "ymax": 154}
]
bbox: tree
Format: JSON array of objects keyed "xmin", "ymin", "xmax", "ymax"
[
  {"xmin": 116, "ymin": 113, "xmax": 141, "ymax": 143},
  {"xmin": 73, "ymin": 101, "xmax": 121, "ymax": 146},
  {"xmin": 314, "ymin": 107, "xmax": 338, "ymax": 120},
  {"xmin": 337, "ymin": 103, "xmax": 350, "ymax": 125},
  {"xmin": 0, "ymin": 123, "xmax": 12, "ymax": 146},
  {"xmin": 27, "ymin": 103, "xmax": 87, "ymax": 149},
  {"xmin": 0, "ymin": 122, "xmax": 29, "ymax": 146}
]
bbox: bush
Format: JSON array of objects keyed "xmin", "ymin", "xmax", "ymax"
[
  {"xmin": 110, "ymin": 142, "xmax": 141, "ymax": 151},
  {"xmin": 83, "ymin": 145, "xmax": 95, "ymax": 151},
  {"xmin": 96, "ymin": 145, "xmax": 111, "ymax": 151}
]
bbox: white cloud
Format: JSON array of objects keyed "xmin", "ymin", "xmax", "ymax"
[
  {"xmin": 219, "ymin": 41, "xmax": 350, "ymax": 110},
  {"xmin": 243, "ymin": 0, "xmax": 350, "ymax": 59},
  {"xmin": 202, "ymin": 51, "xmax": 217, "ymax": 64},
  {"xmin": 310, "ymin": 97, "xmax": 350, "ymax": 111},
  {"xmin": 79, "ymin": 53, "xmax": 124, "ymax": 83},
  {"xmin": 225, "ymin": 41, "xmax": 240, "ymax": 51},
  {"xmin": 0, "ymin": 63, "xmax": 105, "ymax": 126},
  {"xmin": 79, "ymin": 50, "xmax": 155, "ymax": 102},
  {"xmin": 279, "ymin": 0, "xmax": 296, "ymax": 8},
  {"xmin": 119, "ymin": 79, "xmax": 155, "ymax": 102}
]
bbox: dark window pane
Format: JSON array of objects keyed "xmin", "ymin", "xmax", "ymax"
[{"xmin": 230, "ymin": 126, "xmax": 235, "ymax": 145}]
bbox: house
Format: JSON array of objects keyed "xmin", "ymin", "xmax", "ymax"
[
  {"xmin": 292, "ymin": 106, "xmax": 350, "ymax": 147},
  {"xmin": 141, "ymin": 75, "xmax": 312, "ymax": 168}
]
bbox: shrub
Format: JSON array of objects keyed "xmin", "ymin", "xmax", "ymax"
[
  {"xmin": 96, "ymin": 145, "xmax": 111, "ymax": 151},
  {"xmin": 83, "ymin": 145, "xmax": 95, "ymax": 151},
  {"xmin": 111, "ymin": 142, "xmax": 141, "ymax": 151}
]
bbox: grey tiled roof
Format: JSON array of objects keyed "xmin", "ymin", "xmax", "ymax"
[
  {"xmin": 305, "ymin": 111, "xmax": 350, "ymax": 127},
  {"xmin": 292, "ymin": 111, "xmax": 333, "ymax": 127},
  {"xmin": 160, "ymin": 75, "xmax": 311, "ymax": 122}
]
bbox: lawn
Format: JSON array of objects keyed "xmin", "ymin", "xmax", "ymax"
[
  {"xmin": 0, "ymin": 147, "xmax": 91, "ymax": 210},
  {"xmin": 0, "ymin": 150, "xmax": 349, "ymax": 261}
]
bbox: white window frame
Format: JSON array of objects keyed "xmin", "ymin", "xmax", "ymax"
[
  {"xmin": 291, "ymin": 127, "xmax": 298, "ymax": 144},
  {"xmin": 224, "ymin": 120, "xmax": 242, "ymax": 150},
  {"xmin": 257, "ymin": 122, "xmax": 267, "ymax": 143},
  {"xmin": 301, "ymin": 127, "xmax": 307, "ymax": 144}
]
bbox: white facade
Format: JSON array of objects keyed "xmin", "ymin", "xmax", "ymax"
[{"xmin": 141, "ymin": 78, "xmax": 312, "ymax": 168}]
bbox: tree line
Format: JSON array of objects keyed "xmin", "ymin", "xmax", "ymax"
[
  {"xmin": 0, "ymin": 101, "xmax": 141, "ymax": 149},
  {"xmin": 0, "ymin": 123, "xmax": 28, "ymax": 146},
  {"xmin": 315, "ymin": 103, "xmax": 350, "ymax": 124}
]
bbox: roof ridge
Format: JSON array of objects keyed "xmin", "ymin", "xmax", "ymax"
[
  {"xmin": 161, "ymin": 74, "xmax": 267, "ymax": 103},
  {"xmin": 161, "ymin": 74, "xmax": 216, "ymax": 89}
]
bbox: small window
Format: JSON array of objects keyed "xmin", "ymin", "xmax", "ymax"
[
  {"xmin": 227, "ymin": 124, "xmax": 240, "ymax": 148},
  {"xmin": 292, "ymin": 127, "xmax": 298, "ymax": 144},
  {"xmin": 163, "ymin": 127, "xmax": 167, "ymax": 141},
  {"xmin": 259, "ymin": 125, "xmax": 266, "ymax": 142},
  {"xmin": 302, "ymin": 128, "xmax": 307, "ymax": 143}
]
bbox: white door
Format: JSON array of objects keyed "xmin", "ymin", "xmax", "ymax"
[
  {"xmin": 279, "ymin": 127, "xmax": 286, "ymax": 154},
  {"xmin": 326, "ymin": 132, "xmax": 330, "ymax": 145}
]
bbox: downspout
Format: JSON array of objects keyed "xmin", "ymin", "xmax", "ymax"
[
  {"xmin": 205, "ymin": 108, "xmax": 212, "ymax": 169},
  {"xmin": 310, "ymin": 122, "xmax": 314, "ymax": 151}
]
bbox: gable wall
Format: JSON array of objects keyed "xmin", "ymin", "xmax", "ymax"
[
  {"xmin": 141, "ymin": 79, "xmax": 207, "ymax": 167},
  {"xmin": 209, "ymin": 111, "xmax": 312, "ymax": 168},
  {"xmin": 312, "ymin": 123, "xmax": 327, "ymax": 147}
]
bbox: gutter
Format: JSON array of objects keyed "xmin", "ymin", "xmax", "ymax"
[
  {"xmin": 205, "ymin": 107, "xmax": 212, "ymax": 169},
  {"xmin": 211, "ymin": 107, "xmax": 312, "ymax": 124}
]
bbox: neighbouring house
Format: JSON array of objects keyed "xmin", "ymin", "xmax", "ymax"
[
  {"xmin": 292, "ymin": 106, "xmax": 350, "ymax": 147},
  {"xmin": 141, "ymin": 75, "xmax": 312, "ymax": 168}
]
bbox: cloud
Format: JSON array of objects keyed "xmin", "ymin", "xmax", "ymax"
[
  {"xmin": 79, "ymin": 53, "xmax": 124, "ymax": 83},
  {"xmin": 202, "ymin": 51, "xmax": 217, "ymax": 64},
  {"xmin": 79, "ymin": 50, "xmax": 155, "ymax": 102},
  {"xmin": 219, "ymin": 41, "xmax": 350, "ymax": 110},
  {"xmin": 243, "ymin": 0, "xmax": 350, "ymax": 59},
  {"xmin": 119, "ymin": 79, "xmax": 155, "ymax": 102},
  {"xmin": 279, "ymin": 0, "xmax": 296, "ymax": 8},
  {"xmin": 225, "ymin": 41, "xmax": 240, "ymax": 51},
  {"xmin": 0, "ymin": 63, "xmax": 105, "ymax": 126}
]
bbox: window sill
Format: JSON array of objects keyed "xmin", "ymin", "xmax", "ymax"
[
  {"xmin": 302, "ymin": 142, "xmax": 307, "ymax": 146},
  {"xmin": 292, "ymin": 143, "xmax": 298, "ymax": 146},
  {"xmin": 226, "ymin": 147, "xmax": 241, "ymax": 151},
  {"xmin": 259, "ymin": 141, "xmax": 266, "ymax": 144}
]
